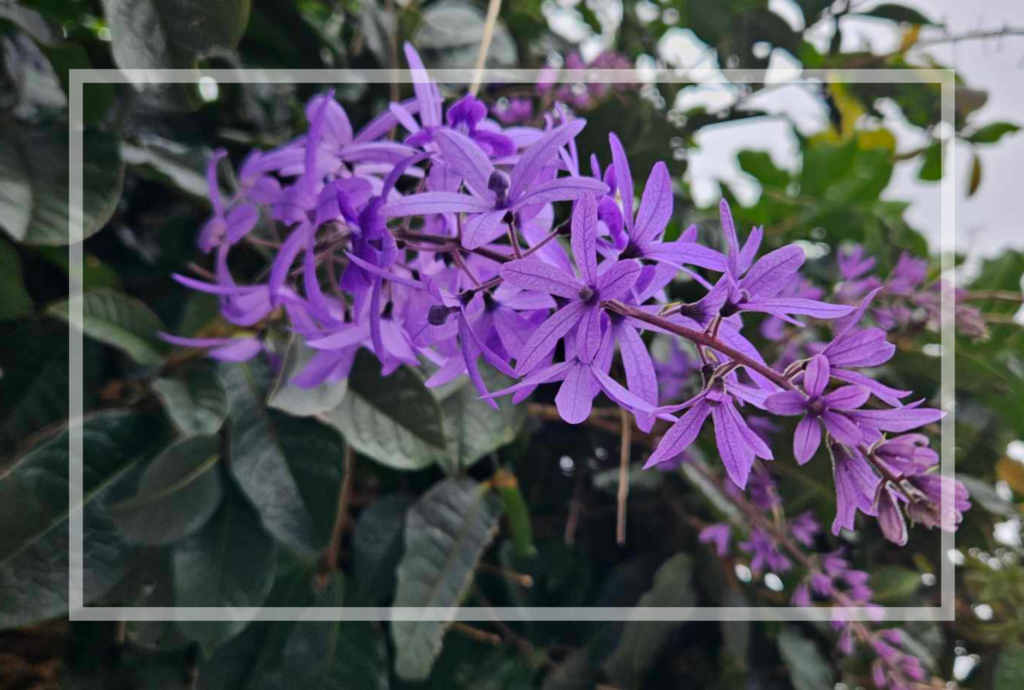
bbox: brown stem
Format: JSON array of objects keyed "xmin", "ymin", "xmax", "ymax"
[
  {"xmin": 616, "ymin": 407, "xmax": 631, "ymax": 546},
  {"xmin": 316, "ymin": 445, "xmax": 355, "ymax": 589}
]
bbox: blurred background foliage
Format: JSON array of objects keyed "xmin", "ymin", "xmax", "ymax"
[{"xmin": 1, "ymin": 1, "xmax": 1023, "ymax": 689}]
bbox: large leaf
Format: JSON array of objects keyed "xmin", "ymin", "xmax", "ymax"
[
  {"xmin": 152, "ymin": 362, "xmax": 228, "ymax": 436},
  {"xmin": 0, "ymin": 124, "xmax": 123, "ymax": 245},
  {"xmin": 267, "ymin": 336, "xmax": 347, "ymax": 418},
  {"xmin": 319, "ymin": 350, "xmax": 447, "ymax": 471},
  {"xmin": 435, "ymin": 371, "xmax": 526, "ymax": 473},
  {"xmin": 108, "ymin": 434, "xmax": 223, "ymax": 545},
  {"xmin": 603, "ymin": 554, "xmax": 696, "ymax": 687},
  {"xmin": 220, "ymin": 360, "xmax": 345, "ymax": 558},
  {"xmin": 0, "ymin": 238, "xmax": 33, "ymax": 320},
  {"xmin": 391, "ymin": 478, "xmax": 504, "ymax": 681},
  {"xmin": 173, "ymin": 479, "xmax": 277, "ymax": 655},
  {"xmin": 0, "ymin": 410, "xmax": 168, "ymax": 629},
  {"xmin": 777, "ymin": 626, "xmax": 834, "ymax": 690},
  {"xmin": 101, "ymin": 0, "xmax": 250, "ymax": 77},
  {"xmin": 48, "ymin": 288, "xmax": 166, "ymax": 366},
  {"xmin": 352, "ymin": 493, "xmax": 416, "ymax": 604},
  {"xmin": 250, "ymin": 574, "xmax": 390, "ymax": 690}
]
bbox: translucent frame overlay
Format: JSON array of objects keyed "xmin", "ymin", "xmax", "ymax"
[{"xmin": 68, "ymin": 67, "xmax": 957, "ymax": 623}]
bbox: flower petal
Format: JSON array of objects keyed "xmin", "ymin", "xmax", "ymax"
[
  {"xmin": 821, "ymin": 410, "xmax": 864, "ymax": 446},
  {"xmin": 632, "ymin": 162, "xmax": 672, "ymax": 247},
  {"xmin": 570, "ymin": 193, "xmax": 599, "ymax": 285},
  {"xmin": 804, "ymin": 354, "xmax": 831, "ymax": 397},
  {"xmin": 513, "ymin": 176, "xmax": 608, "ymax": 210},
  {"xmin": 382, "ymin": 192, "xmax": 494, "ymax": 217},
  {"xmin": 596, "ymin": 259, "xmax": 641, "ymax": 299},
  {"xmin": 739, "ymin": 245, "xmax": 805, "ymax": 299},
  {"xmin": 432, "ymin": 127, "xmax": 496, "ymax": 199},
  {"xmin": 609, "ymin": 133, "xmax": 634, "ymax": 230},
  {"xmin": 794, "ymin": 416, "xmax": 821, "ymax": 464},
  {"xmin": 765, "ymin": 391, "xmax": 807, "ymax": 416},
  {"xmin": 462, "ymin": 209, "xmax": 508, "ymax": 249},
  {"xmin": 509, "ymin": 119, "xmax": 586, "ymax": 202},
  {"xmin": 576, "ymin": 304, "xmax": 603, "ymax": 363},
  {"xmin": 823, "ymin": 385, "xmax": 871, "ymax": 411},
  {"xmin": 712, "ymin": 401, "xmax": 754, "ymax": 488},
  {"xmin": 846, "ymin": 404, "xmax": 945, "ymax": 433},
  {"xmin": 514, "ymin": 300, "xmax": 588, "ymax": 375},
  {"xmin": 500, "ymin": 259, "xmax": 584, "ymax": 298},
  {"xmin": 555, "ymin": 362, "xmax": 595, "ymax": 424},
  {"xmin": 644, "ymin": 399, "xmax": 711, "ymax": 468}
]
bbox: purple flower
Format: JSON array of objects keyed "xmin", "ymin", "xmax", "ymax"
[
  {"xmin": 500, "ymin": 194, "xmax": 640, "ymax": 374},
  {"xmin": 830, "ymin": 442, "xmax": 880, "ymax": 535},
  {"xmin": 158, "ymin": 333, "xmax": 264, "ymax": 362},
  {"xmin": 739, "ymin": 529, "xmax": 791, "ymax": 574},
  {"xmin": 197, "ymin": 150, "xmax": 259, "ymax": 253},
  {"xmin": 903, "ymin": 474, "xmax": 971, "ymax": 532},
  {"xmin": 644, "ymin": 377, "xmax": 773, "ymax": 488},
  {"xmin": 383, "ymin": 120, "xmax": 607, "ymax": 249},
  {"xmin": 765, "ymin": 355, "xmax": 870, "ymax": 463},
  {"xmin": 491, "ymin": 97, "xmax": 534, "ymax": 126},
  {"xmin": 699, "ymin": 523, "xmax": 731, "ymax": 557},
  {"xmin": 789, "ymin": 511, "xmax": 821, "ymax": 547},
  {"xmin": 872, "ymin": 434, "xmax": 937, "ymax": 475},
  {"xmin": 875, "ymin": 483, "xmax": 908, "ymax": 546}
]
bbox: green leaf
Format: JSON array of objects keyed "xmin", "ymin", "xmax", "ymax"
[
  {"xmin": 250, "ymin": 574, "xmax": 390, "ymax": 690},
  {"xmin": 994, "ymin": 642, "xmax": 1024, "ymax": 690},
  {"xmin": 967, "ymin": 122, "xmax": 1021, "ymax": 145},
  {"xmin": 319, "ymin": 350, "xmax": 447, "ymax": 471},
  {"xmin": 435, "ymin": 370, "xmax": 526, "ymax": 472},
  {"xmin": 267, "ymin": 335, "xmax": 348, "ymax": 418},
  {"xmin": 917, "ymin": 142, "xmax": 943, "ymax": 181},
  {"xmin": 738, "ymin": 150, "xmax": 791, "ymax": 190},
  {"xmin": 0, "ymin": 238, "xmax": 33, "ymax": 320},
  {"xmin": 392, "ymin": 478, "xmax": 504, "ymax": 681},
  {"xmin": 777, "ymin": 626, "xmax": 834, "ymax": 690},
  {"xmin": 958, "ymin": 476, "xmax": 1017, "ymax": 517},
  {"xmin": 152, "ymin": 363, "xmax": 228, "ymax": 436},
  {"xmin": 101, "ymin": 0, "xmax": 251, "ymax": 75},
  {"xmin": 48, "ymin": 288, "xmax": 167, "ymax": 366},
  {"xmin": 0, "ymin": 410, "xmax": 168, "ymax": 629},
  {"xmin": 869, "ymin": 566, "xmax": 922, "ymax": 604},
  {"xmin": 121, "ymin": 135, "xmax": 214, "ymax": 203},
  {"xmin": 352, "ymin": 494, "xmax": 416, "ymax": 604},
  {"xmin": 414, "ymin": 0, "xmax": 516, "ymax": 69},
  {"xmin": 0, "ymin": 124, "xmax": 123, "ymax": 245},
  {"xmin": 174, "ymin": 480, "xmax": 277, "ymax": 655},
  {"xmin": 603, "ymin": 554, "xmax": 696, "ymax": 687},
  {"xmin": 968, "ymin": 152, "xmax": 982, "ymax": 197},
  {"xmin": 856, "ymin": 4, "xmax": 939, "ymax": 25},
  {"xmin": 220, "ymin": 360, "xmax": 345, "ymax": 558},
  {"xmin": 109, "ymin": 435, "xmax": 223, "ymax": 546}
]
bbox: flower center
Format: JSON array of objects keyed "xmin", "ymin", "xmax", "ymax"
[{"xmin": 578, "ymin": 285, "xmax": 597, "ymax": 303}]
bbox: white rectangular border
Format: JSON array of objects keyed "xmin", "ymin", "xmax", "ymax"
[{"xmin": 68, "ymin": 67, "xmax": 956, "ymax": 622}]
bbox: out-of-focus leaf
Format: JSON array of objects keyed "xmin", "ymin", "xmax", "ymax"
[
  {"xmin": 958, "ymin": 476, "xmax": 1017, "ymax": 517},
  {"xmin": 966, "ymin": 122, "xmax": 1021, "ymax": 145},
  {"xmin": 995, "ymin": 642, "xmax": 1024, "ymax": 690},
  {"xmin": 268, "ymin": 335, "xmax": 347, "ymax": 418},
  {"xmin": 220, "ymin": 359, "xmax": 345, "ymax": 558},
  {"xmin": 250, "ymin": 574, "xmax": 389, "ymax": 690},
  {"xmin": 435, "ymin": 370, "xmax": 525, "ymax": 472},
  {"xmin": 917, "ymin": 141, "xmax": 943, "ymax": 181},
  {"xmin": 392, "ymin": 478, "xmax": 503, "ymax": 681},
  {"xmin": 352, "ymin": 493, "xmax": 415, "ymax": 604},
  {"xmin": 415, "ymin": 0, "xmax": 517, "ymax": 69},
  {"xmin": 855, "ymin": 4, "xmax": 939, "ymax": 25},
  {"xmin": 603, "ymin": 554, "xmax": 696, "ymax": 687},
  {"xmin": 996, "ymin": 457, "xmax": 1024, "ymax": 497},
  {"xmin": 968, "ymin": 153, "xmax": 982, "ymax": 197},
  {"xmin": 0, "ymin": 4, "xmax": 60, "ymax": 45},
  {"xmin": 0, "ymin": 124, "xmax": 123, "ymax": 245},
  {"xmin": 121, "ymin": 135, "xmax": 213, "ymax": 202},
  {"xmin": 48, "ymin": 288, "xmax": 166, "ymax": 366},
  {"xmin": 152, "ymin": 363, "xmax": 228, "ymax": 436},
  {"xmin": 738, "ymin": 150, "xmax": 790, "ymax": 190},
  {"xmin": 42, "ymin": 42, "xmax": 116, "ymax": 125},
  {"xmin": 777, "ymin": 626, "xmax": 834, "ymax": 690},
  {"xmin": 0, "ymin": 238, "xmax": 33, "ymax": 320},
  {"xmin": 869, "ymin": 566, "xmax": 921, "ymax": 604},
  {"xmin": 109, "ymin": 434, "xmax": 223, "ymax": 545},
  {"xmin": 174, "ymin": 479, "xmax": 277, "ymax": 655},
  {"xmin": 319, "ymin": 350, "xmax": 447, "ymax": 471},
  {"xmin": 0, "ymin": 410, "xmax": 167, "ymax": 629},
  {"xmin": 101, "ymin": 0, "xmax": 251, "ymax": 80}
]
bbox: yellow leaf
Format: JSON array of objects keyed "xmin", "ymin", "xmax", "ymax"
[{"xmin": 996, "ymin": 456, "xmax": 1024, "ymax": 496}]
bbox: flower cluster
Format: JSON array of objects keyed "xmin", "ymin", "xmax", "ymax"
[{"xmin": 164, "ymin": 43, "xmax": 966, "ymax": 551}]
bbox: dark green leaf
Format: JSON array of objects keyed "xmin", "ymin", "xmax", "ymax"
[
  {"xmin": 392, "ymin": 478, "xmax": 504, "ymax": 681},
  {"xmin": 319, "ymin": 350, "xmax": 447, "ymax": 471},
  {"xmin": 603, "ymin": 554, "xmax": 696, "ymax": 687},
  {"xmin": 869, "ymin": 566, "xmax": 922, "ymax": 604},
  {"xmin": 966, "ymin": 122, "xmax": 1021, "ymax": 145},
  {"xmin": 856, "ymin": 4, "xmax": 939, "ymax": 25},
  {"xmin": 352, "ymin": 493, "xmax": 416, "ymax": 604},
  {"xmin": 414, "ymin": 0, "xmax": 516, "ymax": 69},
  {"xmin": 48, "ymin": 288, "xmax": 167, "ymax": 366},
  {"xmin": 267, "ymin": 335, "xmax": 347, "ymax": 418},
  {"xmin": 0, "ymin": 410, "xmax": 168, "ymax": 629},
  {"xmin": 435, "ymin": 370, "xmax": 526, "ymax": 472},
  {"xmin": 220, "ymin": 359, "xmax": 345, "ymax": 558},
  {"xmin": 917, "ymin": 142, "xmax": 943, "ymax": 181},
  {"xmin": 174, "ymin": 479, "xmax": 277, "ymax": 654},
  {"xmin": 250, "ymin": 574, "xmax": 390, "ymax": 690},
  {"xmin": 101, "ymin": 0, "xmax": 251, "ymax": 74},
  {"xmin": 109, "ymin": 434, "xmax": 223, "ymax": 545},
  {"xmin": 152, "ymin": 363, "xmax": 228, "ymax": 436},
  {"xmin": 0, "ymin": 238, "xmax": 33, "ymax": 320},
  {"xmin": 0, "ymin": 124, "xmax": 123, "ymax": 245},
  {"xmin": 777, "ymin": 626, "xmax": 834, "ymax": 690},
  {"xmin": 968, "ymin": 152, "xmax": 982, "ymax": 197},
  {"xmin": 738, "ymin": 150, "xmax": 790, "ymax": 190}
]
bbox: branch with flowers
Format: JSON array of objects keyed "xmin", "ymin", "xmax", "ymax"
[{"xmin": 147, "ymin": 44, "xmax": 981, "ymax": 688}]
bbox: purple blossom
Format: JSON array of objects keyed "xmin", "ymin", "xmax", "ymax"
[{"xmin": 699, "ymin": 523, "xmax": 731, "ymax": 556}]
